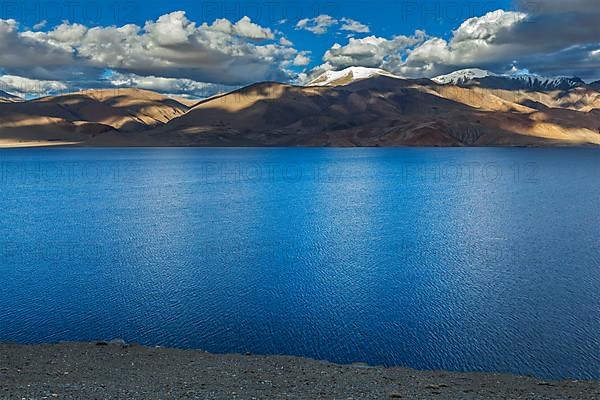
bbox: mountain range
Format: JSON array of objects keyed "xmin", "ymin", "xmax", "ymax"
[
  {"xmin": 0, "ymin": 90, "xmax": 22, "ymax": 103},
  {"xmin": 432, "ymin": 69, "xmax": 588, "ymax": 91},
  {"xmin": 1, "ymin": 67, "xmax": 600, "ymax": 147}
]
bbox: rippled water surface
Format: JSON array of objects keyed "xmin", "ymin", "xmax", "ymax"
[{"xmin": 0, "ymin": 148, "xmax": 599, "ymax": 380}]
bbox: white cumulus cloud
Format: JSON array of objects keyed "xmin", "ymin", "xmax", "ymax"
[
  {"xmin": 0, "ymin": 11, "xmax": 304, "ymax": 87},
  {"xmin": 340, "ymin": 18, "xmax": 370, "ymax": 33},
  {"xmin": 207, "ymin": 16, "xmax": 274, "ymax": 40},
  {"xmin": 0, "ymin": 75, "xmax": 68, "ymax": 97},
  {"xmin": 296, "ymin": 15, "xmax": 371, "ymax": 35},
  {"xmin": 293, "ymin": 53, "xmax": 311, "ymax": 66},
  {"xmin": 296, "ymin": 15, "xmax": 338, "ymax": 35},
  {"xmin": 108, "ymin": 72, "xmax": 239, "ymax": 98}
]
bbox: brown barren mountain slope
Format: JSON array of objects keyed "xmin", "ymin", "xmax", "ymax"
[
  {"xmin": 0, "ymin": 90, "xmax": 22, "ymax": 103},
  {"xmin": 130, "ymin": 77, "xmax": 600, "ymax": 147},
  {"xmin": 1, "ymin": 78, "xmax": 599, "ymax": 147},
  {"xmin": 0, "ymin": 88, "xmax": 189, "ymax": 147}
]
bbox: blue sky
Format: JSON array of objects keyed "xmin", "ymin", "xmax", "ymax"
[
  {"xmin": 5, "ymin": 0, "xmax": 515, "ymax": 70},
  {"xmin": 7, "ymin": 0, "xmax": 515, "ymax": 33},
  {"xmin": 1, "ymin": 0, "xmax": 599, "ymax": 97}
]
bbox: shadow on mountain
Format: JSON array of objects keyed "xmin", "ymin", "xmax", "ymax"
[{"xmin": 1, "ymin": 79, "xmax": 600, "ymax": 147}]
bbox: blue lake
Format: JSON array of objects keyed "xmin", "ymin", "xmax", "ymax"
[{"xmin": 0, "ymin": 147, "xmax": 598, "ymax": 380}]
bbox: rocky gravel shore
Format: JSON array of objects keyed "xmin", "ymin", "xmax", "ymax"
[{"xmin": 0, "ymin": 342, "xmax": 598, "ymax": 399}]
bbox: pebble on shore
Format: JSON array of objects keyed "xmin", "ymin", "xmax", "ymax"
[{"xmin": 0, "ymin": 342, "xmax": 598, "ymax": 400}]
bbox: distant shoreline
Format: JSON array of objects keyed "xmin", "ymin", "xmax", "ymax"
[
  {"xmin": 1, "ymin": 141, "xmax": 599, "ymax": 149},
  {"xmin": 1, "ymin": 342, "xmax": 598, "ymax": 399},
  {"xmin": 0, "ymin": 140, "xmax": 82, "ymax": 148}
]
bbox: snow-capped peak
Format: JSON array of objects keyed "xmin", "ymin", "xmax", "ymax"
[
  {"xmin": 432, "ymin": 68, "xmax": 585, "ymax": 91},
  {"xmin": 507, "ymin": 74, "xmax": 585, "ymax": 90},
  {"xmin": 431, "ymin": 68, "xmax": 497, "ymax": 85},
  {"xmin": 308, "ymin": 67, "xmax": 402, "ymax": 87},
  {"xmin": 0, "ymin": 89, "xmax": 23, "ymax": 102}
]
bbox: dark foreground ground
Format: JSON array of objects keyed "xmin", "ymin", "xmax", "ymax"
[{"xmin": 0, "ymin": 342, "xmax": 598, "ymax": 399}]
